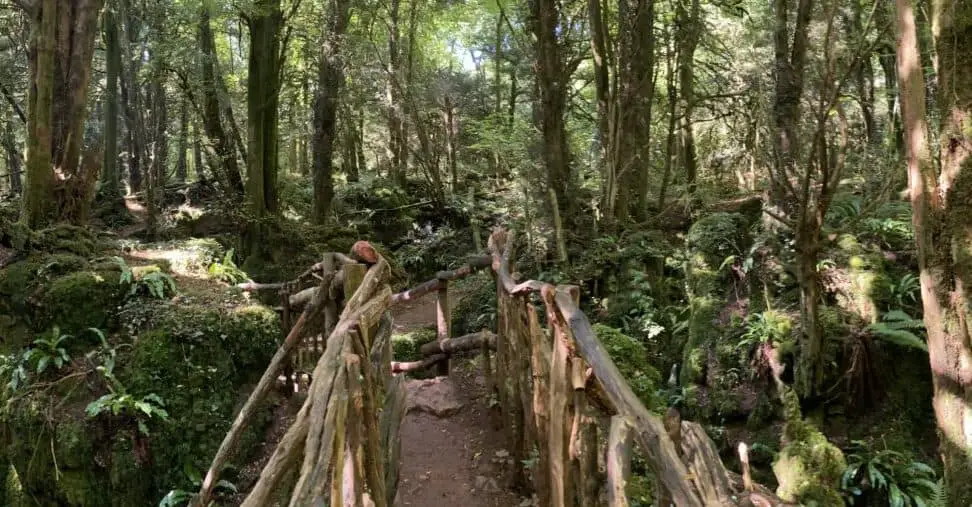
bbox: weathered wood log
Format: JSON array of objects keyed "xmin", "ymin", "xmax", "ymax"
[
  {"xmin": 352, "ymin": 240, "xmax": 379, "ymax": 264},
  {"xmin": 340, "ymin": 259, "xmax": 388, "ymax": 319},
  {"xmin": 435, "ymin": 281, "xmax": 450, "ymax": 375},
  {"xmin": 553, "ymin": 287, "xmax": 708, "ymax": 506},
  {"xmin": 527, "ymin": 304, "xmax": 552, "ymax": 506},
  {"xmin": 391, "ymin": 354, "xmax": 447, "ymax": 373},
  {"xmin": 606, "ymin": 416, "xmax": 633, "ymax": 507},
  {"xmin": 351, "ymin": 329, "xmax": 387, "ymax": 507},
  {"xmin": 380, "ymin": 376, "xmax": 407, "ymax": 506},
  {"xmin": 390, "ymin": 255, "xmax": 491, "ymax": 303},
  {"xmin": 542, "ymin": 285, "xmax": 575, "ymax": 507},
  {"xmin": 418, "ymin": 330, "xmax": 496, "ymax": 356},
  {"xmin": 679, "ymin": 421, "xmax": 734, "ymax": 504},
  {"xmin": 371, "ymin": 313, "xmax": 394, "ymax": 390},
  {"xmin": 240, "ymin": 400, "xmax": 310, "ymax": 507}
]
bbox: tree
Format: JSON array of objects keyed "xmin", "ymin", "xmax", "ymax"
[
  {"xmin": 22, "ymin": 0, "xmax": 105, "ymax": 227},
  {"xmin": 244, "ymin": 0, "xmax": 284, "ymax": 259},
  {"xmin": 311, "ymin": 0, "xmax": 352, "ymax": 223},
  {"xmin": 896, "ymin": 0, "xmax": 972, "ymax": 501},
  {"xmin": 101, "ymin": 0, "xmax": 121, "ymax": 199}
]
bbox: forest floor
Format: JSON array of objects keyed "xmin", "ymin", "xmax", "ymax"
[{"xmin": 391, "ymin": 293, "xmax": 526, "ymax": 507}]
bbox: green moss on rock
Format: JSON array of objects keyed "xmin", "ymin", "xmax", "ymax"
[
  {"xmin": 594, "ymin": 324, "xmax": 661, "ymax": 408},
  {"xmin": 772, "ymin": 385, "xmax": 846, "ymax": 505},
  {"xmin": 392, "ymin": 328, "xmax": 438, "ymax": 363}
]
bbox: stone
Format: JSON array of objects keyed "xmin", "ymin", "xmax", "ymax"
[{"xmin": 405, "ymin": 377, "xmax": 464, "ymax": 417}]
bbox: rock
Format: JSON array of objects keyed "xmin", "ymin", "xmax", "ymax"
[{"xmin": 406, "ymin": 377, "xmax": 464, "ymax": 417}]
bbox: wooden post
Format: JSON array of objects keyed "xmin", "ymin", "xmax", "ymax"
[
  {"xmin": 281, "ymin": 288, "xmax": 295, "ymax": 394},
  {"xmin": 481, "ymin": 327, "xmax": 494, "ymax": 399},
  {"xmin": 606, "ymin": 416, "xmax": 633, "ymax": 507},
  {"xmin": 435, "ymin": 279, "xmax": 450, "ymax": 376}
]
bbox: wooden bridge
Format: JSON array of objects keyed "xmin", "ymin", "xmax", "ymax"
[{"xmin": 191, "ymin": 228, "xmax": 786, "ymax": 507}]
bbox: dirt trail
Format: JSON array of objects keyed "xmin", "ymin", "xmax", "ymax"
[{"xmin": 391, "ymin": 295, "xmax": 524, "ymax": 507}]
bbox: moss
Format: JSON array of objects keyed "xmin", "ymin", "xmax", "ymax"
[
  {"xmin": 686, "ymin": 212, "xmax": 749, "ymax": 268},
  {"xmin": 40, "ymin": 268, "xmax": 125, "ymax": 338},
  {"xmin": 452, "ymin": 277, "xmax": 497, "ymax": 336},
  {"xmin": 772, "ymin": 385, "xmax": 846, "ymax": 505},
  {"xmin": 681, "ymin": 295, "xmax": 719, "ymax": 386},
  {"xmin": 594, "ymin": 324, "xmax": 661, "ymax": 408}
]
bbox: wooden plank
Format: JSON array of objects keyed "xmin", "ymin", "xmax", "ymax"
[
  {"xmin": 390, "ymin": 255, "xmax": 491, "ymax": 303},
  {"xmin": 351, "ymin": 329, "xmax": 387, "ymax": 507}
]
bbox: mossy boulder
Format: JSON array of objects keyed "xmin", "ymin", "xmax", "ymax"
[
  {"xmin": 772, "ymin": 386, "xmax": 846, "ymax": 505},
  {"xmin": 686, "ymin": 212, "xmax": 750, "ymax": 269},
  {"xmin": 594, "ymin": 324, "xmax": 661, "ymax": 409}
]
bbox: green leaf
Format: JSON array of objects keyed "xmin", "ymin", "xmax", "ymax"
[
  {"xmin": 869, "ymin": 326, "xmax": 928, "ymax": 352},
  {"xmin": 138, "ymin": 420, "xmax": 150, "ymax": 436},
  {"xmin": 215, "ymin": 479, "xmax": 238, "ymax": 493},
  {"xmin": 37, "ymin": 356, "xmax": 50, "ymax": 374}
]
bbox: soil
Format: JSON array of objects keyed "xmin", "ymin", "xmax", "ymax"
[{"xmin": 392, "ymin": 293, "xmax": 525, "ymax": 507}]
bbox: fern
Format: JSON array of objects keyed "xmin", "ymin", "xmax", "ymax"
[
  {"xmin": 207, "ymin": 249, "xmax": 249, "ymax": 284},
  {"xmin": 869, "ymin": 310, "xmax": 927, "ymax": 352}
]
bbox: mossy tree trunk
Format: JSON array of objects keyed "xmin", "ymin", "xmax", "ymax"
[
  {"xmin": 199, "ymin": 3, "xmax": 244, "ymax": 195},
  {"xmin": 531, "ymin": 0, "xmax": 577, "ymax": 239},
  {"xmin": 896, "ymin": 0, "xmax": 972, "ymax": 502},
  {"xmin": 101, "ymin": 0, "xmax": 121, "ymax": 199},
  {"xmin": 311, "ymin": 0, "xmax": 351, "ymax": 224},
  {"xmin": 676, "ymin": 0, "xmax": 700, "ymax": 196},
  {"xmin": 386, "ymin": 0, "xmax": 406, "ymax": 187},
  {"xmin": 120, "ymin": 0, "xmax": 144, "ymax": 194},
  {"xmin": 3, "ymin": 115, "xmax": 21, "ymax": 195},
  {"xmin": 618, "ymin": 0, "xmax": 654, "ymax": 221},
  {"xmin": 176, "ymin": 97, "xmax": 188, "ymax": 183},
  {"xmin": 244, "ymin": 0, "xmax": 283, "ymax": 262},
  {"xmin": 22, "ymin": 0, "xmax": 104, "ymax": 228}
]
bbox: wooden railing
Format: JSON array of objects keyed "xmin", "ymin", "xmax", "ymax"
[
  {"xmin": 396, "ymin": 228, "xmax": 786, "ymax": 506},
  {"xmin": 195, "ymin": 243, "xmax": 402, "ymax": 507},
  {"xmin": 198, "ymin": 232, "xmax": 786, "ymax": 506}
]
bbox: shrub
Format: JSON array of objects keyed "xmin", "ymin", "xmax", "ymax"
[{"xmin": 594, "ymin": 324, "xmax": 661, "ymax": 408}]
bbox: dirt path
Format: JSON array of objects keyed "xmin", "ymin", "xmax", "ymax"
[{"xmin": 391, "ymin": 296, "xmax": 524, "ymax": 507}]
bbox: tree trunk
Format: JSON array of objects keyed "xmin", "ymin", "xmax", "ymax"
[
  {"xmin": 199, "ymin": 3, "xmax": 244, "ymax": 194},
  {"xmin": 312, "ymin": 0, "xmax": 352, "ymax": 224},
  {"xmin": 120, "ymin": 0, "xmax": 144, "ymax": 195},
  {"xmin": 658, "ymin": 30, "xmax": 677, "ymax": 209},
  {"xmin": 619, "ymin": 0, "xmax": 655, "ymax": 221},
  {"xmin": 5, "ymin": 114, "xmax": 22, "ymax": 195},
  {"xmin": 146, "ymin": 67, "xmax": 168, "ymax": 239},
  {"xmin": 531, "ymin": 0, "xmax": 574, "ymax": 229},
  {"xmin": 102, "ymin": 1, "xmax": 121, "ymax": 198},
  {"xmin": 245, "ymin": 0, "xmax": 283, "ymax": 261},
  {"xmin": 386, "ymin": 0, "xmax": 406, "ymax": 187},
  {"xmin": 588, "ymin": 0, "xmax": 613, "ymax": 222},
  {"xmin": 23, "ymin": 0, "xmax": 105, "ymax": 227},
  {"xmin": 897, "ymin": 0, "xmax": 972, "ymax": 502},
  {"xmin": 676, "ymin": 0, "xmax": 700, "ymax": 196},
  {"xmin": 176, "ymin": 97, "xmax": 188, "ymax": 183}
]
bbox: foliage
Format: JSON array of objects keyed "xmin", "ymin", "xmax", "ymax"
[
  {"xmin": 685, "ymin": 212, "xmax": 749, "ymax": 267},
  {"xmin": 207, "ymin": 249, "xmax": 250, "ymax": 284},
  {"xmin": 86, "ymin": 393, "xmax": 169, "ymax": 436},
  {"xmin": 868, "ymin": 310, "xmax": 927, "ymax": 352},
  {"xmin": 593, "ymin": 324, "xmax": 661, "ymax": 408},
  {"xmin": 735, "ymin": 309, "xmax": 793, "ymax": 358},
  {"xmin": 159, "ymin": 462, "xmax": 238, "ymax": 507},
  {"xmin": 112, "ymin": 257, "xmax": 179, "ymax": 299},
  {"xmin": 840, "ymin": 440, "xmax": 945, "ymax": 507},
  {"xmin": 885, "ymin": 273, "xmax": 920, "ymax": 312},
  {"xmin": 391, "ymin": 328, "xmax": 438, "ymax": 363}
]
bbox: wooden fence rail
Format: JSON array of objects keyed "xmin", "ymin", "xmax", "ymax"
[{"xmin": 200, "ymin": 230, "xmax": 786, "ymax": 506}]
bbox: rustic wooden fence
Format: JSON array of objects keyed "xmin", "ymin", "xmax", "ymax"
[
  {"xmin": 196, "ymin": 231, "xmax": 787, "ymax": 506},
  {"xmin": 395, "ymin": 228, "xmax": 787, "ymax": 506},
  {"xmin": 195, "ymin": 242, "xmax": 403, "ymax": 507}
]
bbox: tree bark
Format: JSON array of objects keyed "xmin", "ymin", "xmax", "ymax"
[
  {"xmin": 531, "ymin": 0, "xmax": 575, "ymax": 230},
  {"xmin": 897, "ymin": 0, "xmax": 972, "ymax": 502},
  {"xmin": 102, "ymin": 1, "xmax": 121, "ymax": 198},
  {"xmin": 245, "ymin": 0, "xmax": 283, "ymax": 261},
  {"xmin": 199, "ymin": 3, "xmax": 244, "ymax": 195},
  {"xmin": 386, "ymin": 0, "xmax": 406, "ymax": 186},
  {"xmin": 312, "ymin": 0, "xmax": 352, "ymax": 223},
  {"xmin": 176, "ymin": 96, "xmax": 188, "ymax": 183},
  {"xmin": 4, "ymin": 115, "xmax": 22, "ymax": 195},
  {"xmin": 676, "ymin": 0, "xmax": 700, "ymax": 196},
  {"xmin": 23, "ymin": 0, "xmax": 105, "ymax": 227},
  {"xmin": 619, "ymin": 0, "xmax": 655, "ymax": 221}
]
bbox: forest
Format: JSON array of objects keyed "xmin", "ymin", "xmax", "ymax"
[{"xmin": 0, "ymin": 0, "xmax": 969, "ymax": 504}]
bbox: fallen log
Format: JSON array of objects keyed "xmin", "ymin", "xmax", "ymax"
[
  {"xmin": 391, "ymin": 354, "xmax": 447, "ymax": 373},
  {"xmin": 391, "ymin": 255, "xmax": 492, "ymax": 303},
  {"xmin": 418, "ymin": 330, "xmax": 496, "ymax": 357}
]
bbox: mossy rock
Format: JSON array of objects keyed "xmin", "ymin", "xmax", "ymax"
[
  {"xmin": 686, "ymin": 212, "xmax": 750, "ymax": 269},
  {"xmin": 772, "ymin": 386, "xmax": 846, "ymax": 505},
  {"xmin": 39, "ymin": 267, "xmax": 126, "ymax": 339},
  {"xmin": 594, "ymin": 324, "xmax": 661, "ymax": 409},
  {"xmin": 1, "ymin": 302, "xmax": 280, "ymax": 505},
  {"xmin": 681, "ymin": 295, "xmax": 720, "ymax": 386}
]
